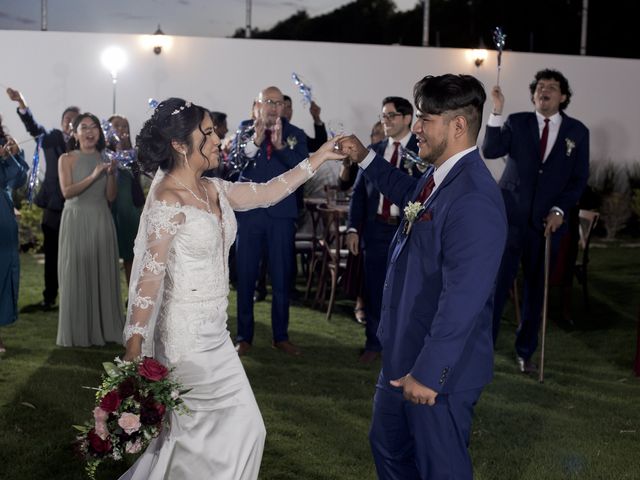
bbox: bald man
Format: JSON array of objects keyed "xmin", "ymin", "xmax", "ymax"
[{"xmin": 232, "ymin": 86, "xmax": 309, "ymax": 356}]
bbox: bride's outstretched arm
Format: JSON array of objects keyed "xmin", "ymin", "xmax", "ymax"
[
  {"xmin": 217, "ymin": 136, "xmax": 345, "ymax": 211},
  {"xmin": 123, "ymin": 195, "xmax": 185, "ymax": 361}
]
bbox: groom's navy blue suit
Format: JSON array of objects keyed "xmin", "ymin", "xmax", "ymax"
[
  {"xmin": 233, "ymin": 117, "xmax": 308, "ymax": 344},
  {"xmin": 361, "ymin": 148, "xmax": 507, "ymax": 479},
  {"xmin": 482, "ymin": 111, "xmax": 589, "ymax": 358},
  {"xmin": 347, "ymin": 135, "xmax": 421, "ymax": 353}
]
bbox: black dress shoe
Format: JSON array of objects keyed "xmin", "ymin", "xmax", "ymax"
[
  {"xmin": 20, "ymin": 301, "xmax": 55, "ymax": 313},
  {"xmin": 253, "ymin": 290, "xmax": 267, "ymax": 302},
  {"xmin": 516, "ymin": 356, "xmax": 538, "ymax": 374}
]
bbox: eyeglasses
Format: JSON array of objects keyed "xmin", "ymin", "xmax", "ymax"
[
  {"xmin": 259, "ymin": 99, "xmax": 285, "ymax": 107},
  {"xmin": 78, "ymin": 124, "xmax": 100, "ymax": 132},
  {"xmin": 379, "ymin": 112, "xmax": 404, "ymax": 121}
]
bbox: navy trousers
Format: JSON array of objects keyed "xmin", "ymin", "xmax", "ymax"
[
  {"xmin": 235, "ymin": 211, "xmax": 295, "ymax": 344},
  {"xmin": 362, "ymin": 219, "xmax": 397, "ymax": 352},
  {"xmin": 370, "ymin": 372, "xmax": 482, "ymax": 480},
  {"xmin": 492, "ymin": 222, "xmax": 561, "ymax": 359}
]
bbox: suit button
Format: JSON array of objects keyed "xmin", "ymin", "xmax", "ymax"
[
  {"xmin": 538, "ymin": 169, "xmax": 543, "ymax": 174},
  {"xmin": 384, "ymin": 282, "xmax": 388, "ymax": 288}
]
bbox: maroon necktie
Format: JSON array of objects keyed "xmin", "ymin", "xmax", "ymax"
[
  {"xmin": 416, "ymin": 173, "xmax": 435, "ymax": 204},
  {"xmin": 381, "ymin": 142, "xmax": 401, "ymax": 219},
  {"xmin": 265, "ymin": 129, "xmax": 273, "ymax": 160},
  {"xmin": 539, "ymin": 118, "xmax": 550, "ymax": 162}
]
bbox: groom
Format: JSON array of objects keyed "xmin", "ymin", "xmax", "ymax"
[{"xmin": 339, "ymin": 74, "xmax": 507, "ymax": 479}]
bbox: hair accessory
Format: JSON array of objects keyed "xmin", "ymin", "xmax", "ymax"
[{"xmin": 171, "ymin": 101, "xmax": 192, "ymax": 116}]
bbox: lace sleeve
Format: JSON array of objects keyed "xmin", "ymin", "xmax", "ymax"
[
  {"xmin": 215, "ymin": 158, "xmax": 315, "ymax": 211},
  {"xmin": 123, "ymin": 201, "xmax": 185, "ymax": 357}
]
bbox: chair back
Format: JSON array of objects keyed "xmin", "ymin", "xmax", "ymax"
[{"xmin": 578, "ymin": 210, "xmax": 599, "ymax": 252}]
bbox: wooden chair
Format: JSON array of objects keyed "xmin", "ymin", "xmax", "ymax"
[
  {"xmin": 313, "ymin": 205, "xmax": 349, "ymax": 320},
  {"xmin": 574, "ymin": 209, "xmax": 599, "ymax": 308},
  {"xmin": 298, "ymin": 199, "xmax": 324, "ymax": 301}
]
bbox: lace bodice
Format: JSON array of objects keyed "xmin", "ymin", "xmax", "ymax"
[{"xmin": 123, "ymin": 159, "xmax": 316, "ymax": 361}]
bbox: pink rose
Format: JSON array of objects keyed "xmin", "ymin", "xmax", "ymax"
[
  {"xmin": 99, "ymin": 390, "xmax": 122, "ymax": 413},
  {"xmin": 118, "ymin": 412, "xmax": 141, "ymax": 434},
  {"xmin": 93, "ymin": 407, "xmax": 109, "ymax": 423},
  {"xmin": 138, "ymin": 357, "xmax": 169, "ymax": 382},
  {"xmin": 95, "ymin": 420, "xmax": 109, "ymax": 440},
  {"xmin": 125, "ymin": 438, "xmax": 143, "ymax": 454}
]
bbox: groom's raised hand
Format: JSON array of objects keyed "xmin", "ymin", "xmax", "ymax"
[
  {"xmin": 336, "ymin": 135, "xmax": 369, "ymax": 164},
  {"xmin": 390, "ymin": 374, "xmax": 438, "ymax": 406}
]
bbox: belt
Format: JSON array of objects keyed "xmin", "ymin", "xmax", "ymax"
[{"xmin": 375, "ymin": 214, "xmax": 400, "ymax": 225}]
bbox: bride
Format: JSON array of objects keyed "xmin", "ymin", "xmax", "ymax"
[{"xmin": 120, "ymin": 98, "xmax": 343, "ymax": 479}]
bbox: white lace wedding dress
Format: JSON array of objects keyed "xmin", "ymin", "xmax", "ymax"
[{"xmin": 118, "ymin": 159, "xmax": 316, "ymax": 480}]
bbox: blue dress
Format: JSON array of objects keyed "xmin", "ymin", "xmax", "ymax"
[{"xmin": 0, "ymin": 149, "xmax": 28, "ymax": 326}]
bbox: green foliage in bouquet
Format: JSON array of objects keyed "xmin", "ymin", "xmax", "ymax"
[{"xmin": 73, "ymin": 357, "xmax": 191, "ymax": 479}]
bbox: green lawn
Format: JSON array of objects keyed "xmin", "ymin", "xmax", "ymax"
[{"xmin": 0, "ymin": 246, "xmax": 639, "ymax": 479}]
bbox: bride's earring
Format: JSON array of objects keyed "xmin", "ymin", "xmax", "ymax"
[{"xmin": 182, "ymin": 151, "xmax": 190, "ymax": 170}]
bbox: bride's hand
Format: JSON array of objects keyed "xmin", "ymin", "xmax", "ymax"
[{"xmin": 309, "ymin": 135, "xmax": 347, "ymax": 168}]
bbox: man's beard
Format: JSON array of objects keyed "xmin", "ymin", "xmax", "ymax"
[{"xmin": 421, "ymin": 136, "xmax": 447, "ymax": 165}]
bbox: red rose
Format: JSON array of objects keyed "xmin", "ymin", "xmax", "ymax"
[
  {"xmin": 138, "ymin": 357, "xmax": 169, "ymax": 382},
  {"xmin": 99, "ymin": 390, "xmax": 122, "ymax": 413},
  {"xmin": 117, "ymin": 377, "xmax": 137, "ymax": 398},
  {"xmin": 87, "ymin": 428, "xmax": 112, "ymax": 455},
  {"xmin": 140, "ymin": 397, "xmax": 166, "ymax": 426}
]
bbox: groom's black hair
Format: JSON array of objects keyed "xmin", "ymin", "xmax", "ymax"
[{"xmin": 413, "ymin": 74, "xmax": 486, "ymax": 140}]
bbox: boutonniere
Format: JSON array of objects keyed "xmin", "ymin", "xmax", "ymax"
[
  {"xmin": 402, "ymin": 201, "xmax": 423, "ymax": 235},
  {"xmin": 286, "ymin": 135, "xmax": 298, "ymax": 150},
  {"xmin": 565, "ymin": 138, "xmax": 576, "ymax": 156}
]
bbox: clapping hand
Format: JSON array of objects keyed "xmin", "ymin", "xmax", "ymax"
[
  {"xmin": 253, "ymin": 117, "xmax": 266, "ymax": 146},
  {"xmin": 390, "ymin": 374, "xmax": 438, "ymax": 406},
  {"xmin": 271, "ymin": 117, "xmax": 285, "ymax": 150},
  {"xmin": 0, "ymin": 135, "xmax": 19, "ymax": 158}
]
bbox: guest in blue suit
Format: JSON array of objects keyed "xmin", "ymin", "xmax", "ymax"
[
  {"xmin": 346, "ymin": 96, "xmax": 422, "ymax": 364},
  {"xmin": 339, "ymin": 74, "xmax": 507, "ymax": 480},
  {"xmin": 482, "ymin": 69, "xmax": 589, "ymax": 373},
  {"xmin": 233, "ymin": 86, "xmax": 309, "ymax": 356},
  {"xmin": 6, "ymin": 87, "xmax": 79, "ymax": 311}
]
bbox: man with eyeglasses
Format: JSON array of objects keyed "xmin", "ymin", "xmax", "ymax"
[
  {"xmin": 482, "ymin": 69, "xmax": 589, "ymax": 374},
  {"xmin": 232, "ymin": 86, "xmax": 309, "ymax": 357},
  {"xmin": 346, "ymin": 96, "xmax": 422, "ymax": 364},
  {"xmin": 6, "ymin": 87, "xmax": 79, "ymax": 312}
]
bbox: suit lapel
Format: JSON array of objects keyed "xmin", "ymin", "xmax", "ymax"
[
  {"xmin": 546, "ymin": 112, "xmax": 570, "ymax": 162},
  {"xmin": 528, "ymin": 114, "xmax": 541, "ymax": 159}
]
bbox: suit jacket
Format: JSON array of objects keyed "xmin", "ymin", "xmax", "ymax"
[
  {"xmin": 306, "ymin": 123, "xmax": 328, "ymax": 152},
  {"xmin": 233, "ymin": 117, "xmax": 308, "ymax": 219},
  {"xmin": 348, "ymin": 135, "xmax": 421, "ymax": 240},
  {"xmin": 17, "ymin": 108, "xmax": 67, "ymax": 215},
  {"xmin": 482, "ymin": 111, "xmax": 589, "ymax": 231},
  {"xmin": 362, "ymin": 149, "xmax": 507, "ymax": 393}
]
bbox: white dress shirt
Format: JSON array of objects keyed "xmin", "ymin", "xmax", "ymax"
[{"xmin": 376, "ymin": 131, "xmax": 413, "ymax": 217}]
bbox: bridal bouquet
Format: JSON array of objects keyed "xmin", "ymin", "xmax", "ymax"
[{"xmin": 74, "ymin": 357, "xmax": 190, "ymax": 479}]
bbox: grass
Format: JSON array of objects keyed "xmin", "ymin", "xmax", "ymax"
[{"xmin": 0, "ymin": 245, "xmax": 639, "ymax": 480}]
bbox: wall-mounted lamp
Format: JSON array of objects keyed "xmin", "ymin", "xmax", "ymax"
[
  {"xmin": 471, "ymin": 49, "xmax": 488, "ymax": 67},
  {"xmin": 153, "ymin": 24, "xmax": 170, "ymax": 55}
]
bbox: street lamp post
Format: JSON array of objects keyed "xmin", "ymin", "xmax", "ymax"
[{"xmin": 101, "ymin": 47, "xmax": 127, "ymax": 115}]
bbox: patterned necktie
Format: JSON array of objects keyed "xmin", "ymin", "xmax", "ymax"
[
  {"xmin": 539, "ymin": 118, "xmax": 550, "ymax": 162},
  {"xmin": 381, "ymin": 142, "xmax": 401, "ymax": 220},
  {"xmin": 265, "ymin": 129, "xmax": 273, "ymax": 160},
  {"xmin": 416, "ymin": 173, "xmax": 435, "ymax": 204}
]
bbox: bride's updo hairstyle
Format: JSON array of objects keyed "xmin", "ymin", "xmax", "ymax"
[{"xmin": 136, "ymin": 97, "xmax": 210, "ymax": 174}]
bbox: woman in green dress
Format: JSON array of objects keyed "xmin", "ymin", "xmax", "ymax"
[
  {"xmin": 56, "ymin": 113, "xmax": 124, "ymax": 347},
  {"xmin": 108, "ymin": 115, "xmax": 144, "ymax": 286}
]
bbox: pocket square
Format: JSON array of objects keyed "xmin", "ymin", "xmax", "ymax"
[{"xmin": 418, "ymin": 210, "xmax": 433, "ymax": 222}]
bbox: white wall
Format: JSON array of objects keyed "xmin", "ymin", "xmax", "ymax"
[{"xmin": 2, "ymin": 29, "xmax": 639, "ymax": 180}]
